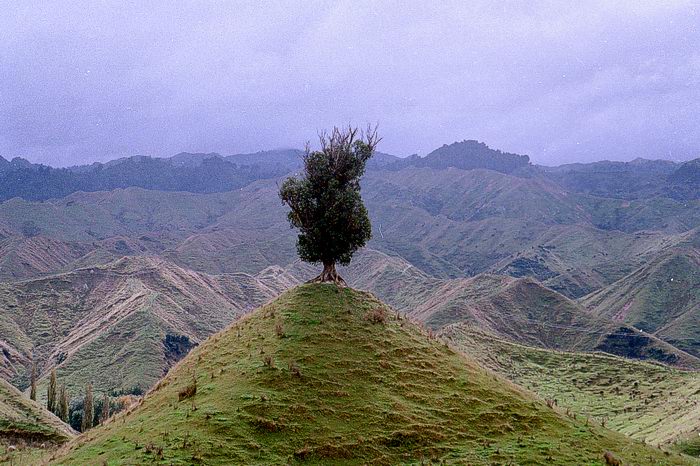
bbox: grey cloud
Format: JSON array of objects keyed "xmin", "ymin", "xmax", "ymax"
[{"xmin": 0, "ymin": 0, "xmax": 698, "ymax": 166}]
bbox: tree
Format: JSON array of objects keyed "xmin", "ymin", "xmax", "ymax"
[
  {"xmin": 279, "ymin": 125, "xmax": 379, "ymax": 285},
  {"xmin": 47, "ymin": 368, "xmax": 57, "ymax": 413},
  {"xmin": 29, "ymin": 361, "xmax": 37, "ymax": 401},
  {"xmin": 58, "ymin": 384, "xmax": 70, "ymax": 423},
  {"xmin": 100, "ymin": 392, "xmax": 110, "ymax": 424},
  {"xmin": 81, "ymin": 383, "xmax": 94, "ymax": 432}
]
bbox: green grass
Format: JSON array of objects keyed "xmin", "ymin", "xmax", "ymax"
[
  {"xmin": 1, "ymin": 444, "xmax": 53, "ymax": 466},
  {"xmin": 0, "ymin": 378, "xmax": 73, "ymax": 443},
  {"xmin": 0, "ymin": 377, "xmax": 74, "ymax": 464},
  {"xmin": 52, "ymin": 285, "xmax": 695, "ymax": 465},
  {"xmin": 442, "ymin": 324, "xmax": 700, "ymax": 450}
]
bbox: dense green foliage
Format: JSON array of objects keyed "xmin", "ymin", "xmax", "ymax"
[{"xmin": 279, "ymin": 127, "xmax": 378, "ymax": 277}]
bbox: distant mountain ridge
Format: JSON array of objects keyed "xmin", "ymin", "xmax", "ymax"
[
  {"xmin": 542, "ymin": 156, "xmax": 700, "ymax": 200},
  {"xmin": 389, "ymin": 140, "xmax": 531, "ymax": 174},
  {"xmin": 0, "ymin": 150, "xmax": 301, "ymax": 201},
  {"xmin": 1, "ymin": 141, "xmax": 698, "ymax": 202}
]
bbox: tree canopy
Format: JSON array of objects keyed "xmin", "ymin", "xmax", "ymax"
[{"xmin": 280, "ymin": 125, "xmax": 379, "ymax": 284}]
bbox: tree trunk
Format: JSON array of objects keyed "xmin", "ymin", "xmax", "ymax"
[{"xmin": 308, "ymin": 261, "xmax": 346, "ymax": 286}]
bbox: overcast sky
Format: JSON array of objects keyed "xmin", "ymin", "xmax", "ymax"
[{"xmin": 1, "ymin": 1, "xmax": 699, "ymax": 166}]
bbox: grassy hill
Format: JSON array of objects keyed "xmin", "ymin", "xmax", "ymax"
[
  {"xmin": 1, "ymin": 377, "xmax": 74, "ymax": 464},
  {"xmin": 0, "ymin": 256, "xmax": 293, "ymax": 395},
  {"xmin": 361, "ymin": 167, "xmax": 700, "ymax": 284},
  {"xmin": 442, "ymin": 325, "xmax": 700, "ymax": 451},
  {"xmin": 490, "ymin": 225, "xmax": 680, "ymax": 298},
  {"xmin": 333, "ymin": 250, "xmax": 700, "ymax": 368},
  {"xmin": 52, "ymin": 285, "xmax": 693, "ymax": 465},
  {"xmin": 0, "ymin": 377, "xmax": 74, "ymax": 444}
]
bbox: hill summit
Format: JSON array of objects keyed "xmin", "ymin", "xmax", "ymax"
[
  {"xmin": 394, "ymin": 140, "xmax": 531, "ymax": 174},
  {"xmin": 53, "ymin": 285, "xmax": 691, "ymax": 465}
]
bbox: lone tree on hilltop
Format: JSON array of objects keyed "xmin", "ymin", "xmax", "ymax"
[{"xmin": 280, "ymin": 125, "xmax": 379, "ymax": 285}]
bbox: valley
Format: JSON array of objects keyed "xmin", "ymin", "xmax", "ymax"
[{"xmin": 1, "ymin": 141, "xmax": 699, "ymax": 463}]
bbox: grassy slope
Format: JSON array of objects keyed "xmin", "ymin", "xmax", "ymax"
[
  {"xmin": 442, "ymin": 325, "xmax": 700, "ymax": 448},
  {"xmin": 0, "ymin": 377, "xmax": 74, "ymax": 443},
  {"xmin": 53, "ymin": 285, "xmax": 693, "ymax": 465},
  {"xmin": 337, "ymin": 250, "xmax": 700, "ymax": 368},
  {"xmin": 363, "ymin": 168, "xmax": 700, "ymax": 278},
  {"xmin": 490, "ymin": 225, "xmax": 679, "ymax": 298}
]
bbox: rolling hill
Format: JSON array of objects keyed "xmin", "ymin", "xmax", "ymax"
[
  {"xmin": 0, "ymin": 256, "xmax": 295, "ymax": 395},
  {"xmin": 51, "ymin": 285, "xmax": 692, "ymax": 465},
  {"xmin": 442, "ymin": 325, "xmax": 700, "ymax": 451},
  {"xmin": 332, "ymin": 249, "xmax": 700, "ymax": 368},
  {"xmin": 1, "ymin": 376, "xmax": 74, "ymax": 464},
  {"xmin": 582, "ymin": 238, "xmax": 700, "ymax": 359}
]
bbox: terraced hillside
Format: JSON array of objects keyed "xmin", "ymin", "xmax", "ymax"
[
  {"xmin": 0, "ymin": 164, "xmax": 698, "ymax": 284},
  {"xmin": 582, "ymin": 232, "xmax": 700, "ymax": 359},
  {"xmin": 51, "ymin": 285, "xmax": 693, "ymax": 465}
]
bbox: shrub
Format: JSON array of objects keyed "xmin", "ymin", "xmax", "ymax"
[
  {"xmin": 288, "ymin": 361, "xmax": 302, "ymax": 378},
  {"xmin": 251, "ymin": 416, "xmax": 281, "ymax": 432},
  {"xmin": 178, "ymin": 378, "xmax": 197, "ymax": 402},
  {"xmin": 603, "ymin": 451, "xmax": 621, "ymax": 466},
  {"xmin": 263, "ymin": 355, "xmax": 274, "ymax": 368},
  {"xmin": 365, "ymin": 307, "xmax": 387, "ymax": 324}
]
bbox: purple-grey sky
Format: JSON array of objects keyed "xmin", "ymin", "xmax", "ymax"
[{"xmin": 1, "ymin": 1, "xmax": 699, "ymax": 166}]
